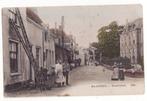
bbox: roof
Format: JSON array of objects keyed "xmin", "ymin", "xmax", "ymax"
[
  {"xmin": 121, "ymin": 18, "xmax": 143, "ymax": 35},
  {"xmin": 50, "ymin": 28, "xmax": 65, "ymax": 37},
  {"xmin": 26, "ymin": 8, "xmax": 42, "ymax": 25}
]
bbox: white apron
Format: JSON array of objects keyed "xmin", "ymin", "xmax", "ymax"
[{"xmin": 55, "ymin": 64, "xmax": 65, "ymax": 83}]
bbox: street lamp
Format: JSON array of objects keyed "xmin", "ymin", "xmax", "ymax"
[{"xmin": 61, "ymin": 16, "xmax": 64, "ymax": 62}]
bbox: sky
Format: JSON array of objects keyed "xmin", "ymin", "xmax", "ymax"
[{"xmin": 37, "ymin": 5, "xmax": 142, "ymax": 48}]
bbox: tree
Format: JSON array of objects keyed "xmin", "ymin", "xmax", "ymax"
[{"xmin": 97, "ymin": 21, "xmax": 123, "ymax": 58}]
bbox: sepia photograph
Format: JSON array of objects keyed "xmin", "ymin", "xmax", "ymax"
[{"xmin": 2, "ymin": 4, "xmax": 144, "ymax": 97}]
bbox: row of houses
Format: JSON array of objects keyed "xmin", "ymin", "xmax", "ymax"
[
  {"xmin": 120, "ymin": 18, "xmax": 143, "ymax": 64},
  {"xmin": 2, "ymin": 8, "xmax": 76, "ymax": 89}
]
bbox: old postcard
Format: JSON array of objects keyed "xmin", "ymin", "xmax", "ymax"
[{"xmin": 2, "ymin": 4, "xmax": 144, "ymax": 96}]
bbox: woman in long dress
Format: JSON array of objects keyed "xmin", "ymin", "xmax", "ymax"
[
  {"xmin": 111, "ymin": 62, "xmax": 119, "ymax": 80},
  {"xmin": 55, "ymin": 61, "xmax": 65, "ymax": 87}
]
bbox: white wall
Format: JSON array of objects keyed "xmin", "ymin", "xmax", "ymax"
[
  {"xmin": 27, "ymin": 18, "xmax": 43, "ymax": 68},
  {"xmin": 43, "ymin": 31, "xmax": 55, "ymax": 68},
  {"xmin": 2, "ymin": 8, "xmax": 30, "ymax": 85},
  {"xmin": 120, "ymin": 19, "xmax": 143, "ymax": 64}
]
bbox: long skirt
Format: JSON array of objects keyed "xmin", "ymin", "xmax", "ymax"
[
  {"xmin": 56, "ymin": 72, "xmax": 65, "ymax": 84},
  {"xmin": 119, "ymin": 70, "xmax": 125, "ymax": 80}
]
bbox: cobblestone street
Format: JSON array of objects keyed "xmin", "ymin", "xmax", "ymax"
[{"xmin": 5, "ymin": 65, "xmax": 144, "ymax": 97}]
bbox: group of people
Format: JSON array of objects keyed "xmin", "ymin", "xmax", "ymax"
[
  {"xmin": 111, "ymin": 62, "xmax": 125, "ymax": 80},
  {"xmin": 35, "ymin": 58, "xmax": 82, "ymax": 91},
  {"xmin": 54, "ymin": 60, "xmax": 70, "ymax": 87},
  {"xmin": 35, "ymin": 60, "xmax": 70, "ymax": 91}
]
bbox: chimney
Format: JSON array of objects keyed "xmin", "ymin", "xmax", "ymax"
[
  {"xmin": 61, "ymin": 16, "xmax": 64, "ymax": 30},
  {"xmin": 55, "ymin": 22, "xmax": 57, "ymax": 33}
]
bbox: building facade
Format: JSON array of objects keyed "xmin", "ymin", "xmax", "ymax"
[
  {"xmin": 43, "ymin": 26, "xmax": 55, "ymax": 69},
  {"xmin": 2, "ymin": 8, "xmax": 31, "ymax": 87},
  {"xmin": 88, "ymin": 46, "xmax": 97, "ymax": 62},
  {"xmin": 26, "ymin": 8, "xmax": 44, "ymax": 81},
  {"xmin": 2, "ymin": 8, "xmax": 56, "ymax": 89},
  {"xmin": 50, "ymin": 28, "xmax": 74, "ymax": 63},
  {"xmin": 120, "ymin": 18, "xmax": 143, "ymax": 64},
  {"xmin": 75, "ymin": 47, "xmax": 87, "ymax": 66}
]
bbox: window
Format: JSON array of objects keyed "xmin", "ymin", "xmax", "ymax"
[
  {"xmin": 133, "ymin": 24, "xmax": 135, "ymax": 29},
  {"xmin": 137, "ymin": 28, "xmax": 141, "ymax": 34},
  {"xmin": 43, "ymin": 52, "xmax": 46, "ymax": 62},
  {"xmin": 9, "ymin": 41, "xmax": 18, "ymax": 73},
  {"xmin": 128, "ymin": 25, "xmax": 131, "ymax": 31},
  {"xmin": 49, "ymin": 50, "xmax": 51, "ymax": 65},
  {"xmin": 58, "ymin": 38, "xmax": 61, "ymax": 44},
  {"xmin": 36, "ymin": 47, "xmax": 40, "ymax": 66},
  {"xmin": 52, "ymin": 51, "xmax": 54, "ymax": 64},
  {"xmin": 46, "ymin": 49, "xmax": 48, "ymax": 60},
  {"xmin": 136, "ymin": 28, "xmax": 141, "ymax": 42},
  {"xmin": 46, "ymin": 49, "xmax": 48, "ymax": 66},
  {"xmin": 51, "ymin": 51, "xmax": 54, "ymax": 65},
  {"xmin": 44, "ymin": 31, "xmax": 48, "ymax": 41},
  {"xmin": 133, "ymin": 40, "xmax": 135, "ymax": 44},
  {"xmin": 132, "ymin": 55, "xmax": 135, "ymax": 63}
]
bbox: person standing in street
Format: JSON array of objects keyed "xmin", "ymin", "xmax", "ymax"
[
  {"xmin": 63, "ymin": 61, "xmax": 70, "ymax": 85},
  {"xmin": 119, "ymin": 62, "xmax": 125, "ymax": 80},
  {"xmin": 111, "ymin": 62, "xmax": 119, "ymax": 80},
  {"xmin": 47, "ymin": 66, "xmax": 56, "ymax": 89},
  {"xmin": 55, "ymin": 60, "xmax": 65, "ymax": 87}
]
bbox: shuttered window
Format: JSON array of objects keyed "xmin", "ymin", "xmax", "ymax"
[{"xmin": 9, "ymin": 41, "xmax": 18, "ymax": 73}]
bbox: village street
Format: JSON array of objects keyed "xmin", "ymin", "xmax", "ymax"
[
  {"xmin": 5, "ymin": 65, "xmax": 144, "ymax": 97},
  {"xmin": 2, "ymin": 6, "xmax": 144, "ymax": 98}
]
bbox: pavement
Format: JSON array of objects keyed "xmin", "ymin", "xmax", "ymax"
[{"xmin": 5, "ymin": 65, "xmax": 144, "ymax": 97}]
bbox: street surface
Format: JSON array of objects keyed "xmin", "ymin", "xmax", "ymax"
[{"xmin": 5, "ymin": 65, "xmax": 144, "ymax": 96}]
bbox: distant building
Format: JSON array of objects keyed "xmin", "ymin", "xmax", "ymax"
[
  {"xmin": 50, "ymin": 28, "xmax": 74, "ymax": 63},
  {"xmin": 75, "ymin": 47, "xmax": 87, "ymax": 66},
  {"xmin": 83, "ymin": 48, "xmax": 90, "ymax": 65},
  {"xmin": 88, "ymin": 46, "xmax": 97, "ymax": 62},
  {"xmin": 120, "ymin": 18, "xmax": 143, "ymax": 64}
]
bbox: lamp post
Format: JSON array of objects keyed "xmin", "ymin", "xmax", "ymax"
[{"xmin": 61, "ymin": 16, "xmax": 64, "ymax": 62}]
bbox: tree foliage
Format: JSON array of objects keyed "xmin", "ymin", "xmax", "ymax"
[{"xmin": 97, "ymin": 21, "xmax": 123, "ymax": 58}]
